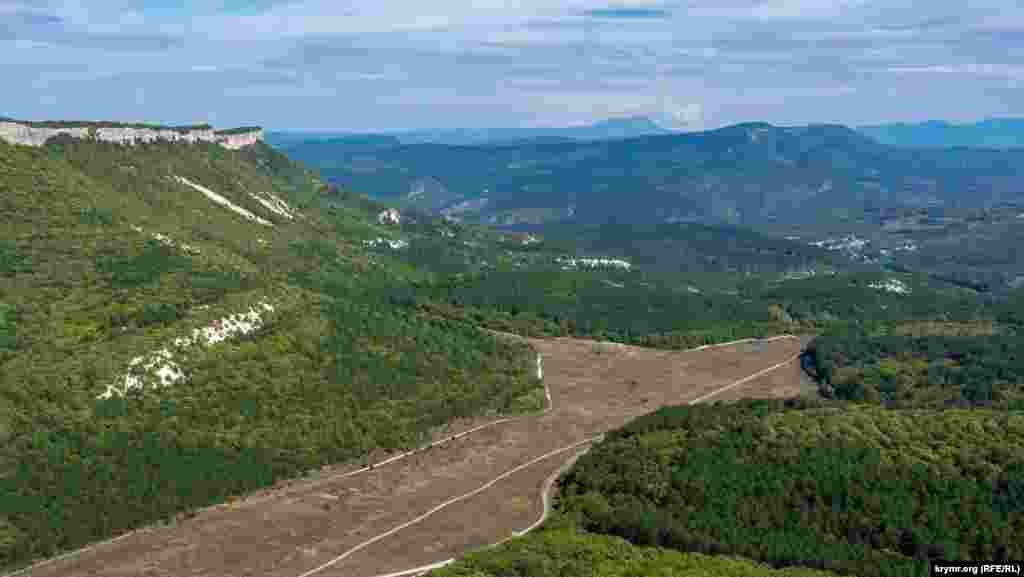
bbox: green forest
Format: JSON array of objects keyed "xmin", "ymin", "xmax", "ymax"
[
  {"xmin": 4, "ymin": 133, "xmax": 1024, "ymax": 575},
  {"xmin": 807, "ymin": 328, "xmax": 1024, "ymax": 407},
  {"xmin": 430, "ymin": 400, "xmax": 1023, "ymax": 577},
  {"xmin": 0, "ymin": 138, "xmax": 541, "ymax": 569},
  {"xmin": 431, "ymin": 520, "xmax": 842, "ymax": 577}
]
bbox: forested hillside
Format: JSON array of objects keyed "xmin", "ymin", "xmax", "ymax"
[
  {"xmin": 0, "ymin": 137, "xmax": 541, "ymax": 570},
  {"xmin": 433, "ymin": 400, "xmax": 1024, "ymax": 577},
  {"xmin": 432, "ymin": 522, "xmax": 843, "ymax": 577},
  {"xmin": 807, "ymin": 328, "xmax": 1024, "ymax": 407},
  {"xmin": 4, "ymin": 127, "xmax": 1021, "ymax": 576},
  {"xmin": 408, "ymin": 267, "xmax": 998, "ymax": 351},
  {"xmin": 509, "ymin": 222, "xmax": 835, "ymax": 274}
]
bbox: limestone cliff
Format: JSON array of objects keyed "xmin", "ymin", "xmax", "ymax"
[{"xmin": 0, "ymin": 119, "xmax": 263, "ymax": 149}]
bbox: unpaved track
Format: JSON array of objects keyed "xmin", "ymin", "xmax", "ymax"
[{"xmin": 13, "ymin": 335, "xmax": 803, "ymax": 577}]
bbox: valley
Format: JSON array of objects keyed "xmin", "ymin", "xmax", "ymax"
[
  {"xmin": 0, "ymin": 118, "xmax": 1021, "ymax": 577},
  {"xmin": 6, "ymin": 1, "xmax": 1024, "ymax": 574},
  {"xmin": 8, "ymin": 335, "xmax": 802, "ymax": 577}
]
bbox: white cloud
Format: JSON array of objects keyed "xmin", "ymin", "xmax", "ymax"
[
  {"xmin": 749, "ymin": 0, "xmax": 870, "ymax": 20},
  {"xmin": 887, "ymin": 63, "xmax": 1024, "ymax": 80},
  {"xmin": 665, "ymin": 102, "xmax": 704, "ymax": 129},
  {"xmin": 5, "ymin": 0, "xmax": 1024, "ymax": 129}
]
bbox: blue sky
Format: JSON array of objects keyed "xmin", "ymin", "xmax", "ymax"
[{"xmin": 3, "ymin": 0, "xmax": 1023, "ymax": 131}]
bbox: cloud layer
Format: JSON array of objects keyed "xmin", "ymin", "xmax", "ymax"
[{"xmin": 2, "ymin": 0, "xmax": 1022, "ymax": 130}]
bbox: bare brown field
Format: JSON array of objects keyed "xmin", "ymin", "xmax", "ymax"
[
  {"xmin": 14, "ymin": 335, "xmax": 803, "ymax": 577},
  {"xmin": 703, "ymin": 355, "xmax": 818, "ymax": 403}
]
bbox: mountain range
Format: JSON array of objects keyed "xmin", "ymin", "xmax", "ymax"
[
  {"xmin": 266, "ymin": 116, "xmax": 672, "ymax": 148},
  {"xmin": 271, "ymin": 115, "xmax": 1024, "ymax": 150},
  {"xmin": 280, "ymin": 121, "xmax": 1024, "ymax": 227},
  {"xmin": 3, "ymin": 117, "xmax": 1023, "ymax": 576},
  {"xmin": 859, "ymin": 117, "xmax": 1024, "ymax": 148}
]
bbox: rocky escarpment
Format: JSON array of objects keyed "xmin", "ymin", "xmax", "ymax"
[{"xmin": 0, "ymin": 119, "xmax": 263, "ymax": 149}]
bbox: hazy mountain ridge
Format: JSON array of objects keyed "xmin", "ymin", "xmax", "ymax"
[
  {"xmin": 267, "ymin": 115, "xmax": 672, "ymax": 149},
  {"xmin": 283, "ymin": 121, "xmax": 1024, "ymax": 226},
  {"xmin": 859, "ymin": 117, "xmax": 1024, "ymax": 148}
]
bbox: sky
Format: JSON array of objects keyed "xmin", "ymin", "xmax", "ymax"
[{"xmin": 2, "ymin": 0, "xmax": 1023, "ymax": 131}]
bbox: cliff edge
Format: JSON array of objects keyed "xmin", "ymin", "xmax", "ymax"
[{"xmin": 0, "ymin": 119, "xmax": 263, "ymax": 149}]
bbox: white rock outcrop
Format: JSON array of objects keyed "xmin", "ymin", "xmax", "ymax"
[
  {"xmin": 364, "ymin": 237, "xmax": 409, "ymax": 250},
  {"xmin": 557, "ymin": 256, "xmax": 632, "ymax": 270},
  {"xmin": 174, "ymin": 176, "xmax": 273, "ymax": 226},
  {"xmin": 377, "ymin": 208, "xmax": 401, "ymax": 225},
  {"xmin": 0, "ymin": 120, "xmax": 263, "ymax": 149},
  {"xmin": 249, "ymin": 191, "xmax": 300, "ymax": 220},
  {"xmin": 131, "ymin": 225, "xmax": 201, "ymax": 254},
  {"xmin": 868, "ymin": 279, "xmax": 910, "ymax": 294},
  {"xmin": 98, "ymin": 301, "xmax": 275, "ymax": 399}
]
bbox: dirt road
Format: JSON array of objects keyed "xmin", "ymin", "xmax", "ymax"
[{"xmin": 12, "ymin": 335, "xmax": 803, "ymax": 577}]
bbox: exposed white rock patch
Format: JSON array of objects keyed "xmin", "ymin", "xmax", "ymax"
[
  {"xmin": 152, "ymin": 232, "xmax": 200, "ymax": 254},
  {"xmin": 99, "ymin": 347, "xmax": 186, "ymax": 400},
  {"xmin": 810, "ymin": 235, "xmax": 868, "ymax": 252},
  {"xmin": 249, "ymin": 191, "xmax": 300, "ymax": 220},
  {"xmin": 557, "ymin": 257, "xmax": 632, "ymax": 270},
  {"xmin": 602, "ymin": 279, "xmax": 626, "ymax": 288},
  {"xmin": 686, "ymin": 285, "xmax": 701, "ymax": 294},
  {"xmin": 98, "ymin": 301, "xmax": 275, "ymax": 399},
  {"xmin": 880, "ymin": 241, "xmax": 918, "ymax": 257},
  {"xmin": 364, "ymin": 237, "xmax": 409, "ymax": 250},
  {"xmin": 868, "ymin": 279, "xmax": 910, "ymax": 295},
  {"xmin": 377, "ymin": 208, "xmax": 402, "ymax": 225},
  {"xmin": 130, "ymin": 224, "xmax": 200, "ymax": 254},
  {"xmin": 173, "ymin": 301, "xmax": 275, "ymax": 347},
  {"xmin": 174, "ymin": 176, "xmax": 273, "ymax": 226},
  {"xmin": 783, "ymin": 268, "xmax": 819, "ymax": 280}
]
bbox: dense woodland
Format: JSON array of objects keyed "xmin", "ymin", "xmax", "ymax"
[
  {"xmin": 547, "ymin": 400, "xmax": 1024, "ymax": 577},
  {"xmin": 404, "ymin": 267, "xmax": 998, "ymax": 353},
  {"xmin": 807, "ymin": 330, "xmax": 1024, "ymax": 408},
  {"xmin": 3, "ymin": 134, "xmax": 1023, "ymax": 574},
  {"xmin": 430, "ymin": 400, "xmax": 1024, "ymax": 577},
  {"xmin": 517, "ymin": 222, "xmax": 835, "ymax": 274},
  {"xmin": 431, "ymin": 520, "xmax": 842, "ymax": 577},
  {"xmin": 0, "ymin": 139, "xmax": 540, "ymax": 569}
]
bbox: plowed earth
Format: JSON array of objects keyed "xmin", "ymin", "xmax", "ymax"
[{"xmin": 13, "ymin": 335, "xmax": 805, "ymax": 577}]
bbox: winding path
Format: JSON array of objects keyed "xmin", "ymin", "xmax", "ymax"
[{"xmin": 9, "ymin": 334, "xmax": 804, "ymax": 577}]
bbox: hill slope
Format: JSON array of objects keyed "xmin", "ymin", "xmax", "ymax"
[{"xmin": 0, "ymin": 135, "xmax": 541, "ymax": 570}]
